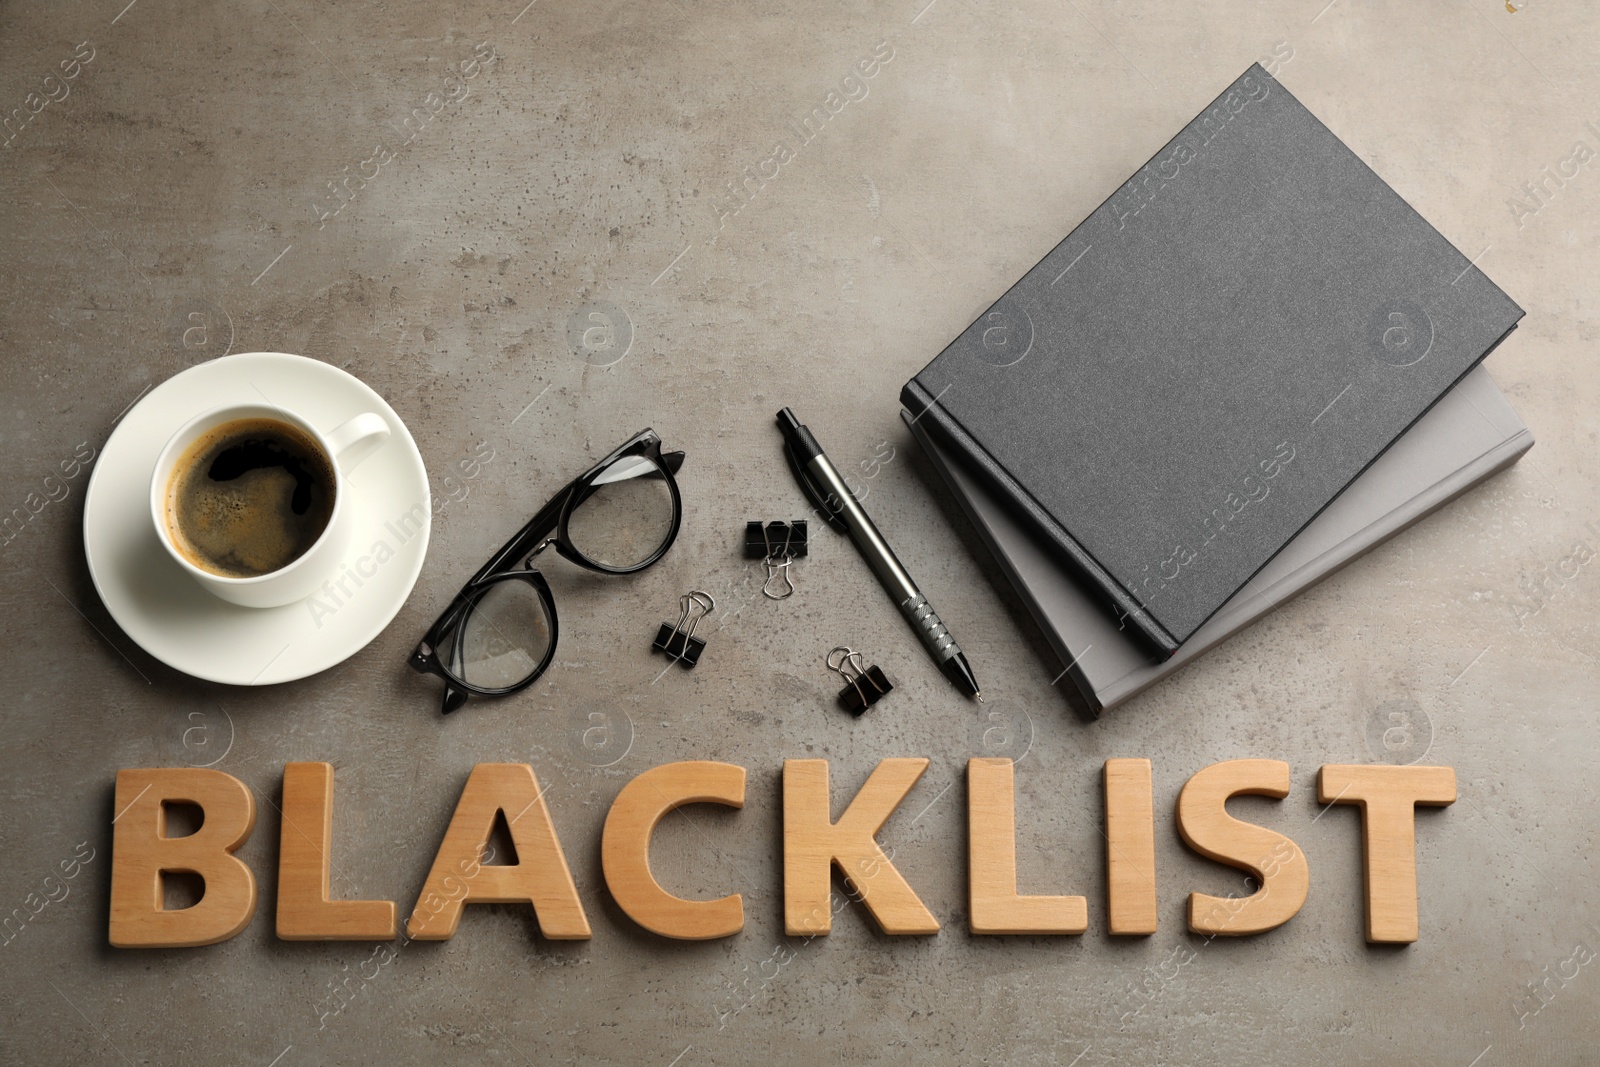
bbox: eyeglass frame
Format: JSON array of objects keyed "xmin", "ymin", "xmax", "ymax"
[{"xmin": 409, "ymin": 427, "xmax": 686, "ymax": 714}]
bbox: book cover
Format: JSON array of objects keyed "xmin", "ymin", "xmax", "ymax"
[{"xmin": 901, "ymin": 64, "xmax": 1524, "ymax": 655}]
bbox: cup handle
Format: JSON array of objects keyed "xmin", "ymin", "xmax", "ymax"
[{"xmin": 324, "ymin": 412, "xmax": 391, "ymax": 475}]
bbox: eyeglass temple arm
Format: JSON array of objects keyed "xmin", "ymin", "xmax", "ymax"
[
  {"xmin": 427, "ymin": 442, "xmax": 678, "ymax": 641},
  {"xmin": 463, "ymin": 445, "xmax": 670, "ymax": 585},
  {"xmin": 567, "ymin": 448, "xmax": 685, "ymax": 512},
  {"xmin": 465, "ymin": 491, "xmax": 567, "ymax": 586},
  {"xmin": 441, "ymin": 681, "xmax": 471, "ymax": 714}
]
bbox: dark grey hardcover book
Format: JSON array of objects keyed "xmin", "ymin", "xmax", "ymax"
[
  {"xmin": 901, "ymin": 64, "xmax": 1524, "ymax": 656},
  {"xmin": 904, "ymin": 366, "xmax": 1533, "ymax": 715}
]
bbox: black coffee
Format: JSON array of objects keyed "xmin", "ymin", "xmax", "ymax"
[{"xmin": 166, "ymin": 417, "xmax": 336, "ymax": 578}]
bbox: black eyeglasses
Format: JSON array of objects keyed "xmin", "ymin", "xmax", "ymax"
[{"xmin": 410, "ymin": 428, "xmax": 685, "ymax": 714}]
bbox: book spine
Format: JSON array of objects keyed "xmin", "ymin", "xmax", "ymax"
[
  {"xmin": 900, "ymin": 379, "xmax": 1180, "ymax": 658},
  {"xmin": 902, "ymin": 411, "xmax": 1106, "ymax": 718}
]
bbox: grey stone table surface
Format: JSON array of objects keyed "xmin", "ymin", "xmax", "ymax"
[{"xmin": 2, "ymin": 0, "xmax": 1596, "ymax": 1063}]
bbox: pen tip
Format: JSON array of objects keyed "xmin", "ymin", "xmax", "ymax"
[{"xmin": 975, "ymin": 690, "xmax": 984, "ymax": 703}]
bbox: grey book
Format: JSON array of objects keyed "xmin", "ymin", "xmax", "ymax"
[
  {"xmin": 904, "ymin": 365, "xmax": 1533, "ymax": 715},
  {"xmin": 901, "ymin": 63, "xmax": 1524, "ymax": 657}
]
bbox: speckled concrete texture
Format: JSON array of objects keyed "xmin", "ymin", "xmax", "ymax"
[{"xmin": 2, "ymin": 0, "xmax": 1597, "ymax": 1064}]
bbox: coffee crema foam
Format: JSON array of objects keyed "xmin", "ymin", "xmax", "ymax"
[{"xmin": 166, "ymin": 417, "xmax": 335, "ymax": 578}]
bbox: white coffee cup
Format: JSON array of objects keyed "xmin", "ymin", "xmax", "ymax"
[{"xmin": 149, "ymin": 402, "xmax": 390, "ymax": 608}]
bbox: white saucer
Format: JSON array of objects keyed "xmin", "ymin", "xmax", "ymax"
[{"xmin": 83, "ymin": 352, "xmax": 431, "ymax": 685}]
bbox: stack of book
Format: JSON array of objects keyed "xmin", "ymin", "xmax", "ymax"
[{"xmin": 901, "ymin": 65, "xmax": 1530, "ymax": 716}]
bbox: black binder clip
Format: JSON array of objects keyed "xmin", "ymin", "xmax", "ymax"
[
  {"xmin": 653, "ymin": 591, "xmax": 715, "ymax": 668},
  {"xmin": 744, "ymin": 520, "xmax": 807, "ymax": 600},
  {"xmin": 743, "ymin": 520, "xmax": 808, "ymax": 559},
  {"xmin": 828, "ymin": 646, "xmax": 894, "ymax": 716}
]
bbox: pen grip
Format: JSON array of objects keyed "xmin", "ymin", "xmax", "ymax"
[{"xmin": 902, "ymin": 593, "xmax": 959, "ymax": 665}]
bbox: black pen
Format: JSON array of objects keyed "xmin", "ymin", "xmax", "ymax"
[{"xmin": 776, "ymin": 408, "xmax": 982, "ymax": 701}]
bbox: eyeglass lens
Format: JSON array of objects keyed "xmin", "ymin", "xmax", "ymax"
[
  {"xmin": 438, "ymin": 579, "xmax": 555, "ymax": 690},
  {"xmin": 564, "ymin": 454, "xmax": 678, "ymax": 571}
]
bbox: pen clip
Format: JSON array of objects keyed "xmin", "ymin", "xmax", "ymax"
[{"xmin": 783, "ymin": 439, "xmax": 847, "ymax": 533}]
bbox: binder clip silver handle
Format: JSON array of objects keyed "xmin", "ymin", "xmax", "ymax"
[
  {"xmin": 745, "ymin": 520, "xmax": 806, "ymax": 601},
  {"xmin": 763, "ymin": 557, "xmax": 795, "ymax": 600}
]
